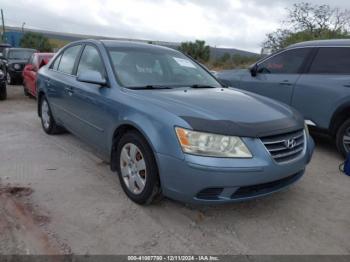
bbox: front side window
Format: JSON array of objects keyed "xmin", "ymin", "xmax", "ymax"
[
  {"xmin": 309, "ymin": 47, "xmax": 350, "ymax": 74},
  {"xmin": 258, "ymin": 48, "xmax": 310, "ymax": 74},
  {"xmin": 108, "ymin": 47, "xmax": 221, "ymax": 88},
  {"xmin": 77, "ymin": 45, "xmax": 105, "ymax": 76},
  {"xmin": 57, "ymin": 45, "xmax": 82, "ymax": 74}
]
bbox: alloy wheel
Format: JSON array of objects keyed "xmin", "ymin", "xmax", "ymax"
[
  {"xmin": 343, "ymin": 127, "xmax": 350, "ymax": 153},
  {"xmin": 120, "ymin": 143, "xmax": 147, "ymax": 195}
]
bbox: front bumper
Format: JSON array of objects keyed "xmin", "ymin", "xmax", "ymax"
[{"xmin": 157, "ymin": 135, "xmax": 314, "ymax": 204}]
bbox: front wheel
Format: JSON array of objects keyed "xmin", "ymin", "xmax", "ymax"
[
  {"xmin": 336, "ymin": 119, "xmax": 350, "ymax": 158},
  {"xmin": 115, "ymin": 131, "xmax": 162, "ymax": 205},
  {"xmin": 0, "ymin": 83, "xmax": 7, "ymax": 100}
]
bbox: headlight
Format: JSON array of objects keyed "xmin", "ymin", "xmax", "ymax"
[
  {"xmin": 13, "ymin": 64, "xmax": 21, "ymax": 70},
  {"xmin": 175, "ymin": 127, "xmax": 252, "ymax": 158}
]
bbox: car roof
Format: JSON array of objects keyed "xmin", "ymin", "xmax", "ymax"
[
  {"xmin": 289, "ymin": 39, "xmax": 350, "ymax": 48},
  {"xmin": 69, "ymin": 39, "xmax": 177, "ymax": 52}
]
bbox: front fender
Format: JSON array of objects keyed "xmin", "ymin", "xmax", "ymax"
[{"xmin": 107, "ymin": 103, "xmax": 189, "ymax": 161}]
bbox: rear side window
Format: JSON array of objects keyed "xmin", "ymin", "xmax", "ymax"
[
  {"xmin": 309, "ymin": 47, "xmax": 350, "ymax": 74},
  {"xmin": 259, "ymin": 48, "xmax": 310, "ymax": 74},
  {"xmin": 77, "ymin": 45, "xmax": 105, "ymax": 77},
  {"xmin": 57, "ymin": 45, "xmax": 82, "ymax": 74}
]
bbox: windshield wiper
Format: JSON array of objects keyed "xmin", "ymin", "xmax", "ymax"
[
  {"xmin": 127, "ymin": 85, "xmax": 173, "ymax": 90},
  {"xmin": 190, "ymin": 84, "xmax": 218, "ymax": 89}
]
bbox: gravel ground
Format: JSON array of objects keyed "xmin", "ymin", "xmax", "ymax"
[{"xmin": 0, "ymin": 85, "xmax": 349, "ymax": 255}]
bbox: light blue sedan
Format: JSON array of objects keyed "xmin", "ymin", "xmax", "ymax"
[{"xmin": 37, "ymin": 40, "xmax": 314, "ymax": 205}]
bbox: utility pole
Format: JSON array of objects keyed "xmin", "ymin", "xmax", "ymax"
[{"xmin": 1, "ymin": 9, "xmax": 5, "ymax": 42}]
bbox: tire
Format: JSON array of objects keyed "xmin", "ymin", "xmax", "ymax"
[
  {"xmin": 39, "ymin": 95, "xmax": 64, "ymax": 134},
  {"xmin": 0, "ymin": 83, "xmax": 6, "ymax": 100},
  {"xmin": 23, "ymin": 82, "xmax": 30, "ymax": 97},
  {"xmin": 336, "ymin": 119, "xmax": 350, "ymax": 158},
  {"xmin": 115, "ymin": 131, "xmax": 162, "ymax": 205},
  {"xmin": 6, "ymin": 72, "xmax": 12, "ymax": 85}
]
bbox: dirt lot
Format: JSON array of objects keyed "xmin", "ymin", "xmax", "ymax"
[{"xmin": 0, "ymin": 85, "xmax": 349, "ymax": 255}]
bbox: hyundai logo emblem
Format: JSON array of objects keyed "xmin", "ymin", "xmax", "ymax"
[{"xmin": 284, "ymin": 139, "xmax": 297, "ymax": 149}]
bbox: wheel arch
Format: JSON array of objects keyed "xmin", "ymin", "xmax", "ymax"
[
  {"xmin": 110, "ymin": 122, "xmax": 159, "ymax": 172},
  {"xmin": 330, "ymin": 102, "xmax": 350, "ymax": 136},
  {"xmin": 37, "ymin": 91, "xmax": 45, "ymax": 117}
]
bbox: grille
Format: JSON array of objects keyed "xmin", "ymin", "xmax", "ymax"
[
  {"xmin": 196, "ymin": 188, "xmax": 223, "ymax": 200},
  {"xmin": 261, "ymin": 129, "xmax": 305, "ymax": 163},
  {"xmin": 231, "ymin": 172, "xmax": 302, "ymax": 199}
]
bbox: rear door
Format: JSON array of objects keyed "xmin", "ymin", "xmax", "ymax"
[
  {"xmin": 45, "ymin": 45, "xmax": 83, "ymax": 126},
  {"xmin": 239, "ymin": 48, "xmax": 312, "ymax": 105},
  {"xmin": 292, "ymin": 47, "xmax": 350, "ymax": 129}
]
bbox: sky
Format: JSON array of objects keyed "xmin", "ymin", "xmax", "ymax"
[{"xmin": 1, "ymin": 0, "xmax": 349, "ymax": 53}]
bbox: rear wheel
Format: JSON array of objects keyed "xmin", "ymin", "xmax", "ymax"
[
  {"xmin": 336, "ymin": 119, "xmax": 350, "ymax": 158},
  {"xmin": 115, "ymin": 131, "xmax": 162, "ymax": 205},
  {"xmin": 23, "ymin": 82, "xmax": 30, "ymax": 97},
  {"xmin": 0, "ymin": 83, "xmax": 6, "ymax": 100},
  {"xmin": 40, "ymin": 96, "xmax": 64, "ymax": 134}
]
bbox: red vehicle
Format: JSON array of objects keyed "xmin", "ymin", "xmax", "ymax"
[{"xmin": 23, "ymin": 52, "xmax": 54, "ymax": 97}]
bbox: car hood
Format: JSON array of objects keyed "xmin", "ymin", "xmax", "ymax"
[
  {"xmin": 126, "ymin": 87, "xmax": 304, "ymax": 137},
  {"xmin": 7, "ymin": 59, "xmax": 28, "ymax": 65}
]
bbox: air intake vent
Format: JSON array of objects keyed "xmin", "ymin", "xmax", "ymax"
[
  {"xmin": 231, "ymin": 172, "xmax": 302, "ymax": 199},
  {"xmin": 196, "ymin": 188, "xmax": 223, "ymax": 200}
]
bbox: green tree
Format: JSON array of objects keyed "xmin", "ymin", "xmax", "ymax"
[
  {"xmin": 20, "ymin": 32, "xmax": 53, "ymax": 52},
  {"xmin": 178, "ymin": 40, "xmax": 210, "ymax": 62},
  {"xmin": 263, "ymin": 2, "xmax": 350, "ymax": 52}
]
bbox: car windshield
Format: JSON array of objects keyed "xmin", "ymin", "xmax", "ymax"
[
  {"xmin": 8, "ymin": 50, "xmax": 35, "ymax": 60},
  {"xmin": 108, "ymin": 46, "xmax": 221, "ymax": 88}
]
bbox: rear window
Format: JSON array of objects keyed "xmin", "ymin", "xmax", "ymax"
[{"xmin": 309, "ymin": 47, "xmax": 350, "ymax": 74}]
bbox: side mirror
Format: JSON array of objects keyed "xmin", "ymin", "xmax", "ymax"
[
  {"xmin": 77, "ymin": 70, "xmax": 107, "ymax": 86},
  {"xmin": 250, "ymin": 64, "xmax": 259, "ymax": 77}
]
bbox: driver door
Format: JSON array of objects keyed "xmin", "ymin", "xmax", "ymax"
[{"xmin": 239, "ymin": 48, "xmax": 312, "ymax": 105}]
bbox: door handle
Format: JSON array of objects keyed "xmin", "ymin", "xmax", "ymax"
[
  {"xmin": 64, "ymin": 86, "xmax": 74, "ymax": 96},
  {"xmin": 45, "ymin": 79, "xmax": 51, "ymax": 87},
  {"xmin": 279, "ymin": 80, "xmax": 293, "ymax": 86},
  {"xmin": 344, "ymin": 84, "xmax": 350, "ymax": 88}
]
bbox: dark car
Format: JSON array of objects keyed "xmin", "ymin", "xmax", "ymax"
[
  {"xmin": 37, "ymin": 40, "xmax": 314, "ymax": 205},
  {"xmin": 0, "ymin": 43, "xmax": 11, "ymax": 54},
  {"xmin": 0, "ymin": 48, "xmax": 37, "ymax": 85},
  {"xmin": 217, "ymin": 39, "xmax": 350, "ymax": 157},
  {"xmin": 0, "ymin": 62, "xmax": 6, "ymax": 100}
]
